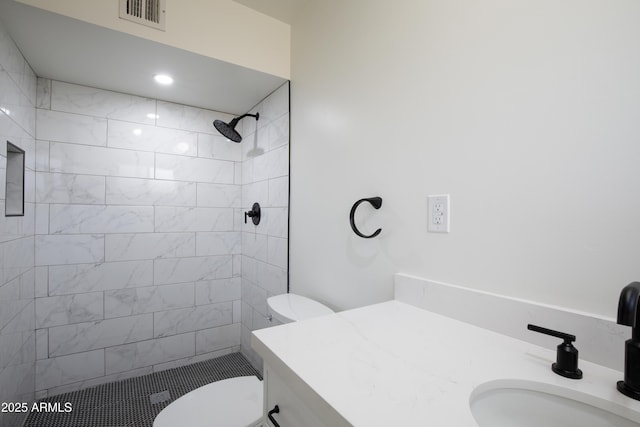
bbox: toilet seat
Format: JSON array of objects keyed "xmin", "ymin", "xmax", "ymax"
[
  {"xmin": 153, "ymin": 376, "xmax": 263, "ymax": 427},
  {"xmin": 268, "ymin": 293, "xmax": 334, "ymax": 323}
]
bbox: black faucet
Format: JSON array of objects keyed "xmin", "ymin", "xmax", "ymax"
[
  {"xmin": 617, "ymin": 282, "xmax": 640, "ymax": 400},
  {"xmin": 528, "ymin": 324, "xmax": 582, "ymax": 379}
]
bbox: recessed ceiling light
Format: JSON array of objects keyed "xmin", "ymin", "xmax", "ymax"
[
  {"xmin": 154, "ymin": 74, "xmax": 173, "ymax": 85},
  {"xmin": 147, "ymin": 113, "xmax": 159, "ymax": 119},
  {"xmin": 133, "ymin": 129, "xmax": 143, "ymax": 136}
]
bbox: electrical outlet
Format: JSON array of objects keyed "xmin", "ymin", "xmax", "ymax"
[{"xmin": 428, "ymin": 194, "xmax": 450, "ymax": 233}]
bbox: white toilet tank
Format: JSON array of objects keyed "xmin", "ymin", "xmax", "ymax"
[{"xmin": 267, "ymin": 293, "xmax": 334, "ymax": 323}]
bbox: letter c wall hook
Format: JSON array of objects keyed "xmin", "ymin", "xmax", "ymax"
[{"xmin": 349, "ymin": 197, "xmax": 383, "ymax": 238}]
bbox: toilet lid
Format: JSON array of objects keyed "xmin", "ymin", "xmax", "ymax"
[
  {"xmin": 267, "ymin": 293, "xmax": 334, "ymax": 323},
  {"xmin": 153, "ymin": 376, "xmax": 263, "ymax": 427}
]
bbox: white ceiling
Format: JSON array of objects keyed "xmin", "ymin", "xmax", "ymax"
[
  {"xmin": 232, "ymin": 0, "xmax": 308, "ymax": 24},
  {"xmin": 0, "ymin": 0, "xmax": 287, "ymax": 115}
]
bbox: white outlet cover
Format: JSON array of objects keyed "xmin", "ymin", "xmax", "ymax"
[{"xmin": 428, "ymin": 194, "xmax": 450, "ymax": 233}]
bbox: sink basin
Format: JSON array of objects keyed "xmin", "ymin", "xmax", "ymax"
[{"xmin": 470, "ymin": 380, "xmax": 640, "ymax": 427}]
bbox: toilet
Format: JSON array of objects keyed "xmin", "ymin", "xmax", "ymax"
[
  {"xmin": 267, "ymin": 293, "xmax": 335, "ymax": 324},
  {"xmin": 153, "ymin": 293, "xmax": 334, "ymax": 427}
]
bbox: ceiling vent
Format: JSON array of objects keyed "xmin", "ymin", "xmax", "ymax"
[{"xmin": 119, "ymin": 0, "xmax": 166, "ymax": 31}]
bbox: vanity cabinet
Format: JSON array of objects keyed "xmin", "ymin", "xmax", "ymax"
[{"xmin": 263, "ymin": 364, "xmax": 329, "ymax": 427}]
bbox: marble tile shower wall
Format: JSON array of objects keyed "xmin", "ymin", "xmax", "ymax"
[
  {"xmin": 34, "ymin": 79, "xmax": 245, "ymax": 397},
  {"xmin": 239, "ymin": 83, "xmax": 289, "ymax": 370},
  {"xmin": 0, "ymin": 21, "xmax": 37, "ymax": 427}
]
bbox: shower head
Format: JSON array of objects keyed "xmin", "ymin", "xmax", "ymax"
[{"xmin": 213, "ymin": 112, "xmax": 259, "ymax": 143}]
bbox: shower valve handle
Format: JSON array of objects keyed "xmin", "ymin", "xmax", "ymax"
[{"xmin": 244, "ymin": 202, "xmax": 261, "ymax": 225}]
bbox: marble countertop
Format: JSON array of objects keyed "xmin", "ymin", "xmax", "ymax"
[{"xmin": 252, "ymin": 300, "xmax": 640, "ymax": 426}]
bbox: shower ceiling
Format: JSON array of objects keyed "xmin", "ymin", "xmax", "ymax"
[{"xmin": 0, "ymin": 0, "xmax": 286, "ymax": 115}]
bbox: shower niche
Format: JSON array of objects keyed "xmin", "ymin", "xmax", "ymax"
[{"xmin": 5, "ymin": 141, "xmax": 25, "ymax": 217}]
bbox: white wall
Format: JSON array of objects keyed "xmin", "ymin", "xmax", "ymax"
[
  {"xmin": 16, "ymin": 0, "xmax": 291, "ymax": 79},
  {"xmin": 0, "ymin": 19, "xmax": 36, "ymax": 427},
  {"xmin": 290, "ymin": 0, "xmax": 640, "ymax": 317}
]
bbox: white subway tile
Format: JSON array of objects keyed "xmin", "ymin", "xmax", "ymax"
[
  {"xmin": 256, "ymin": 261, "xmax": 287, "ymax": 296},
  {"xmin": 48, "ymin": 314, "xmax": 153, "ymax": 357},
  {"xmin": 45, "ymin": 366, "xmax": 152, "ymax": 397},
  {"xmin": 153, "ymin": 348, "xmax": 237, "ymax": 373},
  {"xmin": 49, "ymin": 204, "xmax": 154, "ymax": 234},
  {"xmin": 0, "ymin": 275, "xmax": 20, "ymax": 301},
  {"xmin": 50, "ymin": 142, "xmax": 154, "ymax": 178},
  {"xmin": 241, "ymin": 256, "xmax": 257, "ymax": 284},
  {"xmin": 241, "ymin": 127, "xmax": 268, "ymax": 160},
  {"xmin": 108, "ymin": 120, "xmax": 197, "ymax": 155},
  {"xmin": 260, "ymin": 83, "xmax": 289, "ymax": 124},
  {"xmin": 241, "ymin": 302, "xmax": 252, "ymax": 329},
  {"xmin": 234, "ymin": 162, "xmax": 242, "ymax": 185},
  {"xmin": 2, "ymin": 237, "xmax": 34, "ymax": 283},
  {"xmin": 0, "ymin": 204, "xmax": 19, "ymax": 243},
  {"xmin": 197, "ymin": 133, "xmax": 242, "ymax": 161},
  {"xmin": 36, "ymin": 78, "xmax": 51, "ymax": 109},
  {"xmin": 34, "ymin": 203, "xmax": 49, "ymax": 235},
  {"xmin": 195, "ymin": 323, "xmax": 240, "ymax": 355},
  {"xmin": 106, "ymin": 177, "xmax": 195, "ymax": 207},
  {"xmin": 156, "ymin": 101, "xmax": 233, "ymax": 134},
  {"xmin": 105, "ymin": 333, "xmax": 195, "ymax": 375},
  {"xmin": 35, "ymin": 292, "xmax": 103, "ymax": 328},
  {"xmin": 242, "ymin": 181, "xmax": 268, "ymax": 209},
  {"xmin": 35, "ymin": 329, "xmax": 48, "ymax": 360},
  {"xmin": 36, "ymin": 349, "xmax": 104, "ymax": 391},
  {"xmin": 241, "ymin": 157, "xmax": 253, "ymax": 184},
  {"xmin": 34, "ymin": 390, "xmax": 48, "ymax": 400},
  {"xmin": 105, "ymin": 233, "xmax": 195, "ymax": 262},
  {"xmin": 264, "ymin": 207, "xmax": 289, "ymax": 238},
  {"xmin": 233, "ymin": 300, "xmax": 241, "ymax": 324},
  {"xmin": 0, "ymin": 25, "xmax": 31, "ymax": 91},
  {"xmin": 268, "ymin": 113, "xmax": 289, "ymax": 150},
  {"xmin": 25, "ymin": 167, "xmax": 36, "ymax": 203},
  {"xmin": 34, "ymin": 266, "xmax": 48, "ymax": 297},
  {"xmin": 154, "ymin": 256, "xmax": 232, "ymax": 285},
  {"xmin": 51, "ymin": 81, "xmax": 155, "ymax": 124},
  {"xmin": 241, "ymin": 279, "xmax": 267, "ymax": 316},
  {"xmin": 48, "ymin": 261, "xmax": 153, "ymax": 295},
  {"xmin": 23, "ymin": 203, "xmax": 36, "ymax": 238},
  {"xmin": 0, "ymin": 299, "xmax": 30, "ymax": 335},
  {"xmin": 155, "ymin": 153, "xmax": 234, "ymax": 184},
  {"xmin": 36, "ymin": 109, "xmax": 106, "ymax": 146},
  {"xmin": 196, "ymin": 183, "xmax": 241, "ymax": 208},
  {"xmin": 242, "ymin": 232, "xmax": 268, "ymax": 262},
  {"xmin": 267, "ymin": 236, "xmax": 288, "ymax": 269},
  {"xmin": 232, "ymin": 254, "xmax": 242, "ymax": 277},
  {"xmin": 154, "ymin": 303, "xmax": 233, "ymax": 337},
  {"xmin": 268, "ymin": 176, "xmax": 289, "ymax": 207},
  {"xmin": 251, "ymin": 152, "xmax": 269, "ymax": 182},
  {"xmin": 35, "ymin": 235, "xmax": 104, "ymax": 266},
  {"xmin": 0, "ymin": 68, "xmax": 35, "ymax": 133},
  {"xmin": 36, "ymin": 172, "xmax": 105, "ymax": 204},
  {"xmin": 104, "ymin": 283, "xmax": 194, "ymax": 318},
  {"xmin": 252, "ymin": 307, "xmax": 274, "ymax": 331},
  {"xmin": 34, "ymin": 140, "xmax": 49, "ymax": 172},
  {"xmin": 195, "ymin": 278, "xmax": 241, "ymax": 305},
  {"xmin": 196, "ymin": 232, "xmax": 241, "ymax": 256},
  {"xmin": 19, "ymin": 268, "xmax": 34, "ymax": 299},
  {"xmin": 267, "ymin": 145, "xmax": 289, "ymax": 179},
  {"xmin": 155, "ymin": 207, "xmax": 233, "ymax": 232}
]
